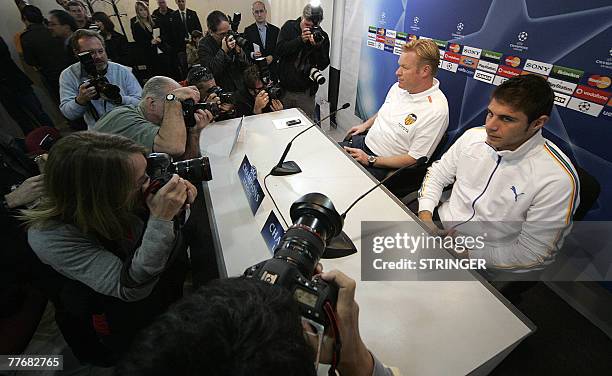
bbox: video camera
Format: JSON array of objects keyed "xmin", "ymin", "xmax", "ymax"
[
  {"xmin": 254, "ymin": 57, "xmax": 282, "ymax": 100},
  {"xmin": 244, "ymin": 193, "xmax": 343, "ymax": 327},
  {"xmin": 77, "ymin": 51, "xmax": 122, "ymax": 104},
  {"xmin": 146, "ymin": 152, "xmax": 212, "ymax": 193}
]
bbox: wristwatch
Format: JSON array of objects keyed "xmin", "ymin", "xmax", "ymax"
[
  {"xmin": 367, "ymin": 155, "xmax": 377, "ymax": 167},
  {"xmin": 165, "ymin": 93, "xmax": 177, "ymax": 102}
]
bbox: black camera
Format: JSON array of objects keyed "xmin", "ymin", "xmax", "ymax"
[
  {"xmin": 228, "ymin": 12, "xmax": 241, "ymax": 32},
  {"xmin": 255, "ymin": 57, "xmax": 282, "ymax": 100},
  {"xmin": 309, "ymin": 25, "xmax": 325, "ymax": 44},
  {"xmin": 207, "ymin": 86, "xmax": 234, "ymax": 104},
  {"xmin": 77, "ymin": 51, "xmax": 122, "ymax": 104},
  {"xmin": 227, "ymin": 30, "xmax": 249, "ymax": 50},
  {"xmin": 244, "ymin": 193, "xmax": 344, "ymax": 327},
  {"xmin": 181, "ymin": 99, "xmax": 221, "ymax": 127},
  {"xmin": 146, "ymin": 152, "xmax": 212, "ymax": 193}
]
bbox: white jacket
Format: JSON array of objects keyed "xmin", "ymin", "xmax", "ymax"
[{"xmin": 418, "ymin": 127, "xmax": 580, "ymax": 270}]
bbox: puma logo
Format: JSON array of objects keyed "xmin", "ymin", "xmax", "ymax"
[{"xmin": 510, "ymin": 186, "xmax": 525, "ymax": 202}]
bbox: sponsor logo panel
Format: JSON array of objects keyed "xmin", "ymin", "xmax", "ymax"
[
  {"xmin": 375, "ymin": 42, "xmax": 385, "ymax": 51},
  {"xmin": 457, "ymin": 66, "xmax": 475, "ymax": 77},
  {"xmin": 459, "ymin": 55, "xmax": 479, "ymax": 69},
  {"xmin": 440, "ymin": 61, "xmax": 459, "ymax": 73},
  {"xmin": 477, "ymin": 60, "xmax": 499, "ymax": 74},
  {"xmin": 385, "ymin": 30, "xmax": 397, "ymax": 38},
  {"xmin": 462, "ymin": 46, "xmax": 482, "ymax": 59},
  {"xmin": 432, "ymin": 39, "xmax": 447, "ymax": 50},
  {"xmin": 369, "ymin": 26, "xmax": 377, "ymax": 33},
  {"xmin": 443, "ymin": 52, "xmax": 461, "ymax": 64},
  {"xmin": 547, "ymin": 77, "xmax": 577, "ymax": 96},
  {"xmin": 481, "ymin": 50, "xmax": 503, "ymax": 62},
  {"xmin": 448, "ymin": 43, "xmax": 461, "ymax": 53},
  {"xmin": 587, "ymin": 75, "xmax": 611, "ymax": 89},
  {"xmin": 377, "ymin": 28, "xmax": 385, "ymax": 36},
  {"xmin": 550, "ymin": 65, "xmax": 583, "ymax": 83},
  {"xmin": 553, "ymin": 92, "xmax": 571, "ymax": 107},
  {"xmin": 504, "ymin": 55, "xmax": 522, "ymax": 68},
  {"xmin": 407, "ymin": 34, "xmax": 418, "ymax": 42},
  {"xmin": 385, "ymin": 37, "xmax": 395, "ymax": 46},
  {"xmin": 601, "ymin": 109, "xmax": 612, "ymax": 121},
  {"xmin": 384, "ymin": 44, "xmax": 394, "ymax": 53},
  {"xmin": 492, "ymin": 76, "xmax": 509, "ymax": 86},
  {"xmin": 395, "ymin": 39, "xmax": 406, "ymax": 48},
  {"xmin": 497, "ymin": 65, "xmax": 522, "ymax": 78},
  {"xmin": 393, "ymin": 47, "xmax": 403, "ymax": 55},
  {"xmin": 474, "ymin": 70, "xmax": 495, "ymax": 84},
  {"xmin": 376, "ymin": 35, "xmax": 385, "ymax": 43},
  {"xmin": 573, "ymin": 85, "xmax": 611, "ymax": 105},
  {"xmin": 566, "ymin": 97, "xmax": 604, "ymax": 117},
  {"xmin": 523, "ymin": 59, "xmax": 553, "ymax": 75},
  {"xmin": 396, "ymin": 32, "xmax": 408, "ymax": 41},
  {"xmin": 367, "ymin": 40, "xmax": 376, "ymax": 48}
]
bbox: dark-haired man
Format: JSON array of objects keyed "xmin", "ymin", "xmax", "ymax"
[
  {"xmin": 67, "ymin": 0, "xmax": 91, "ymax": 29},
  {"xmin": 234, "ymin": 65, "xmax": 283, "ymax": 117},
  {"xmin": 168, "ymin": 0, "xmax": 201, "ymax": 75},
  {"xmin": 418, "ymin": 74, "xmax": 580, "ymax": 271},
  {"xmin": 197, "ymin": 10, "xmax": 250, "ymax": 92},
  {"xmin": 116, "ymin": 271, "xmax": 393, "ymax": 376}
]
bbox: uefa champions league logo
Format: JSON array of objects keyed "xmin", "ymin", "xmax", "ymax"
[
  {"xmin": 457, "ymin": 23, "xmax": 464, "ymax": 32},
  {"xmin": 413, "ymin": 16, "xmax": 420, "ymax": 25},
  {"xmin": 518, "ymin": 31, "xmax": 528, "ymax": 42}
]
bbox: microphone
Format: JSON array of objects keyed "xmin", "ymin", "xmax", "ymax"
[
  {"xmin": 270, "ymin": 103, "xmax": 351, "ymax": 176},
  {"xmin": 340, "ymin": 156, "xmax": 428, "ymax": 218}
]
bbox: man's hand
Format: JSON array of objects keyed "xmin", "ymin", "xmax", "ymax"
[
  {"xmin": 418, "ymin": 210, "xmax": 456, "ymax": 237},
  {"xmin": 151, "ymin": 37, "xmax": 161, "ymax": 45},
  {"xmin": 223, "ymin": 36, "xmax": 236, "ymax": 53},
  {"xmin": 205, "ymin": 92, "xmax": 221, "ymax": 105},
  {"xmin": 265, "ymin": 55, "xmax": 274, "ymax": 64},
  {"xmin": 301, "ymin": 28, "xmax": 315, "ymax": 44},
  {"xmin": 253, "ymin": 90, "xmax": 269, "ymax": 114},
  {"xmin": 345, "ymin": 123, "xmax": 368, "ymax": 139},
  {"xmin": 192, "ymin": 109, "xmax": 214, "ymax": 132},
  {"xmin": 4, "ymin": 175, "xmax": 45, "ymax": 208},
  {"xmin": 270, "ymin": 99, "xmax": 283, "ymax": 112},
  {"xmin": 319, "ymin": 270, "xmax": 374, "ymax": 376},
  {"xmin": 76, "ymin": 81, "xmax": 97, "ymax": 105},
  {"xmin": 172, "ymin": 85, "xmax": 200, "ymax": 103},
  {"xmin": 344, "ymin": 147, "xmax": 369, "ymax": 166},
  {"xmin": 145, "ymin": 175, "xmax": 189, "ymax": 221},
  {"xmin": 253, "ymin": 50, "xmax": 262, "ymax": 58}
]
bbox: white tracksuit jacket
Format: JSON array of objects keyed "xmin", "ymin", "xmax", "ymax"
[{"xmin": 418, "ymin": 127, "xmax": 580, "ymax": 270}]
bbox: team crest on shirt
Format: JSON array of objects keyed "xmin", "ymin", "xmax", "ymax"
[{"xmin": 404, "ymin": 114, "xmax": 417, "ymax": 126}]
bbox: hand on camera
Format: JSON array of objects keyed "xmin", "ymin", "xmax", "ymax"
[
  {"xmin": 222, "ymin": 36, "xmax": 236, "ymax": 53},
  {"xmin": 192, "ymin": 109, "xmax": 214, "ymax": 132},
  {"xmin": 311, "ymin": 270, "xmax": 373, "ymax": 376},
  {"xmin": 172, "ymin": 85, "xmax": 200, "ymax": 103},
  {"xmin": 4, "ymin": 174, "xmax": 45, "ymax": 208},
  {"xmin": 76, "ymin": 81, "xmax": 97, "ymax": 105},
  {"xmin": 301, "ymin": 28, "xmax": 315, "ymax": 44},
  {"xmin": 254, "ymin": 90, "xmax": 269, "ymax": 114},
  {"xmin": 146, "ymin": 175, "xmax": 191, "ymax": 220}
]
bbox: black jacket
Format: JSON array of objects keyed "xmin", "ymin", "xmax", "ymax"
[
  {"xmin": 20, "ymin": 24, "xmax": 68, "ymax": 80},
  {"xmin": 0, "ymin": 37, "xmax": 32, "ymax": 93},
  {"xmin": 104, "ymin": 31, "xmax": 130, "ymax": 66},
  {"xmin": 244, "ymin": 22, "xmax": 280, "ymax": 60},
  {"xmin": 276, "ymin": 18, "xmax": 330, "ymax": 93},
  {"xmin": 152, "ymin": 7, "xmax": 175, "ymax": 42},
  {"xmin": 197, "ymin": 34, "xmax": 250, "ymax": 92},
  {"xmin": 168, "ymin": 8, "xmax": 202, "ymax": 53}
]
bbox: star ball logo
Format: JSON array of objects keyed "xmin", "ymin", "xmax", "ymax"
[
  {"xmin": 457, "ymin": 22, "xmax": 464, "ymax": 32},
  {"xmin": 509, "ymin": 31, "xmax": 529, "ymax": 52},
  {"xmin": 517, "ymin": 31, "xmax": 528, "ymax": 42},
  {"xmin": 413, "ymin": 17, "xmax": 420, "ymax": 25},
  {"xmin": 410, "ymin": 16, "xmax": 421, "ymax": 32},
  {"xmin": 578, "ymin": 101, "xmax": 591, "ymax": 112}
]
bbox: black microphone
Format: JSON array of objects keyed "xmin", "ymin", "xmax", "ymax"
[
  {"xmin": 340, "ymin": 156, "xmax": 428, "ymax": 218},
  {"xmin": 270, "ymin": 103, "xmax": 351, "ymax": 176}
]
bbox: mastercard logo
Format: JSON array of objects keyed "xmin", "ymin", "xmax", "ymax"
[
  {"xmin": 448, "ymin": 43, "xmax": 461, "ymax": 53},
  {"xmin": 408, "ymin": 34, "xmax": 418, "ymax": 42},
  {"xmin": 505, "ymin": 56, "xmax": 521, "ymax": 68},
  {"xmin": 587, "ymin": 75, "xmax": 611, "ymax": 89}
]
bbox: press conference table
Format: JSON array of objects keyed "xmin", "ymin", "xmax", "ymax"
[{"xmin": 199, "ymin": 108, "xmax": 533, "ymax": 375}]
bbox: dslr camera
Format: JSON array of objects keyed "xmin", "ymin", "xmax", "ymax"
[
  {"xmin": 181, "ymin": 99, "xmax": 221, "ymax": 127},
  {"xmin": 207, "ymin": 86, "xmax": 234, "ymax": 105},
  {"xmin": 309, "ymin": 25, "xmax": 325, "ymax": 44},
  {"xmin": 244, "ymin": 193, "xmax": 343, "ymax": 327},
  {"xmin": 77, "ymin": 51, "xmax": 122, "ymax": 104},
  {"xmin": 254, "ymin": 57, "xmax": 282, "ymax": 100},
  {"xmin": 146, "ymin": 152, "xmax": 212, "ymax": 193},
  {"xmin": 227, "ymin": 30, "xmax": 249, "ymax": 50}
]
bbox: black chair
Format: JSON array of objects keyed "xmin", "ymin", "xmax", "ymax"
[{"xmin": 572, "ymin": 166, "xmax": 600, "ymax": 221}]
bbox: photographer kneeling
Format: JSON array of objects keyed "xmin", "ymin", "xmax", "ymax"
[
  {"xmin": 186, "ymin": 65, "xmax": 236, "ymax": 121},
  {"xmin": 234, "ymin": 65, "xmax": 283, "ymax": 117},
  {"xmin": 94, "ymin": 76, "xmax": 213, "ymax": 159},
  {"xmin": 23, "ymin": 131, "xmax": 195, "ymax": 366}
]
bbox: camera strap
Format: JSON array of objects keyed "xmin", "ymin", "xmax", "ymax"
[
  {"xmin": 323, "ymin": 301, "xmax": 342, "ymax": 375},
  {"xmin": 87, "ymin": 102, "xmax": 101, "ymax": 122}
]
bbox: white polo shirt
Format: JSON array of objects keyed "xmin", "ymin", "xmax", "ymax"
[{"xmin": 365, "ymin": 79, "xmax": 449, "ymax": 160}]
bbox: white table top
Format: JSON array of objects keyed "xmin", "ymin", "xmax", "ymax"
[{"xmin": 200, "ymin": 108, "xmax": 533, "ymax": 375}]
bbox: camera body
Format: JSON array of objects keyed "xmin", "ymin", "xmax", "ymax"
[
  {"xmin": 207, "ymin": 86, "xmax": 234, "ymax": 105},
  {"xmin": 244, "ymin": 193, "xmax": 343, "ymax": 327},
  {"xmin": 254, "ymin": 57, "xmax": 283, "ymax": 100},
  {"xmin": 309, "ymin": 25, "xmax": 325, "ymax": 44},
  {"xmin": 227, "ymin": 30, "xmax": 249, "ymax": 50},
  {"xmin": 78, "ymin": 51, "xmax": 121, "ymax": 104},
  {"xmin": 146, "ymin": 152, "xmax": 212, "ymax": 192},
  {"xmin": 181, "ymin": 99, "xmax": 220, "ymax": 127}
]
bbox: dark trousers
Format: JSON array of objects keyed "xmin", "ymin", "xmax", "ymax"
[
  {"xmin": 0, "ymin": 88, "xmax": 55, "ymax": 135},
  {"xmin": 339, "ymin": 134, "xmax": 390, "ymax": 181}
]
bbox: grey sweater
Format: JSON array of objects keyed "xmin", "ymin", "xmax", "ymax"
[{"xmin": 28, "ymin": 217, "xmax": 175, "ymax": 302}]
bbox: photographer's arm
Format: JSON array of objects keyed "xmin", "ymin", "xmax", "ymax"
[
  {"xmin": 59, "ymin": 69, "xmax": 89, "ymax": 120},
  {"xmin": 154, "ymin": 99, "xmax": 187, "ymax": 157},
  {"xmin": 198, "ymin": 39, "xmax": 230, "ymax": 77},
  {"xmin": 182, "ymin": 109, "xmax": 213, "ymax": 160}
]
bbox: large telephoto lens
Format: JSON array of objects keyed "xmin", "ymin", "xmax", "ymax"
[{"xmin": 273, "ymin": 193, "xmax": 343, "ymax": 277}]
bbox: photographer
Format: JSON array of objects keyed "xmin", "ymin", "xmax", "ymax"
[
  {"xmin": 59, "ymin": 29, "xmax": 142, "ymax": 128},
  {"xmin": 186, "ymin": 65, "xmax": 236, "ymax": 121},
  {"xmin": 276, "ymin": 3, "xmax": 330, "ymax": 120},
  {"xmin": 94, "ymin": 76, "xmax": 213, "ymax": 159},
  {"xmin": 23, "ymin": 131, "xmax": 195, "ymax": 366},
  {"xmin": 117, "ymin": 270, "xmax": 392, "ymax": 376},
  {"xmin": 198, "ymin": 10, "xmax": 250, "ymax": 92},
  {"xmin": 234, "ymin": 65, "xmax": 283, "ymax": 117}
]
